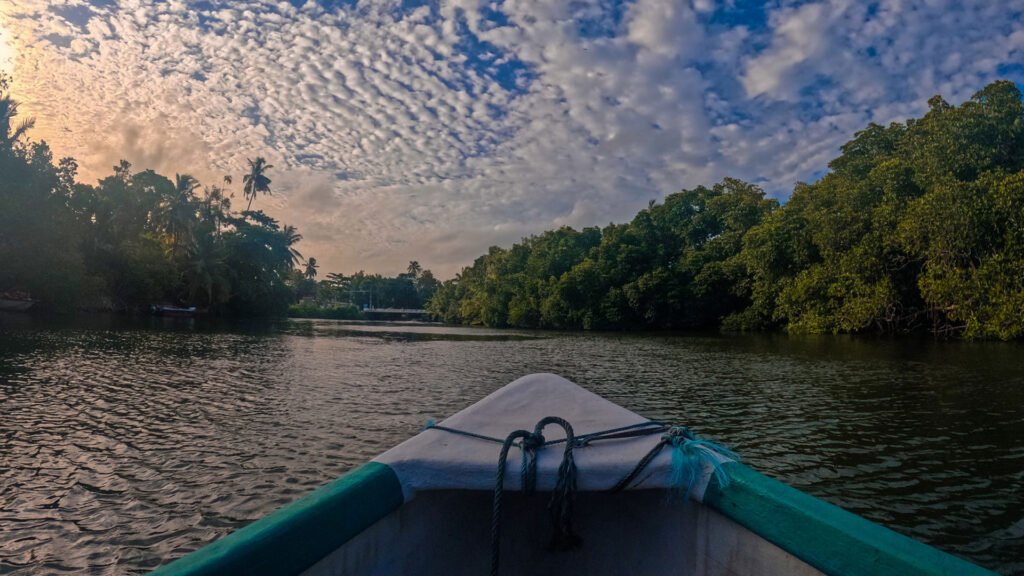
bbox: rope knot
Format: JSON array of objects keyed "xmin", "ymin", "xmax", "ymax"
[
  {"xmin": 521, "ymin": 432, "xmax": 545, "ymax": 451},
  {"xmin": 486, "ymin": 417, "xmax": 734, "ymax": 576},
  {"xmin": 662, "ymin": 425, "xmax": 694, "ymax": 446}
]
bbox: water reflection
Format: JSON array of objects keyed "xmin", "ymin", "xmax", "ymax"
[{"xmin": 0, "ymin": 315, "xmax": 1021, "ymax": 574}]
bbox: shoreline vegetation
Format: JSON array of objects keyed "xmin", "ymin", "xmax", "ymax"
[
  {"xmin": 0, "ymin": 72, "xmax": 439, "ymax": 319},
  {"xmin": 5, "ymin": 73, "xmax": 1024, "ymax": 339},
  {"xmin": 428, "ymin": 81, "xmax": 1024, "ymax": 340}
]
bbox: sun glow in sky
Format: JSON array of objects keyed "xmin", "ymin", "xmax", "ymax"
[{"xmin": 2, "ymin": 0, "xmax": 1023, "ymax": 276}]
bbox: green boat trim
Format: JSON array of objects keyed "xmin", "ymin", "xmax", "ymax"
[
  {"xmin": 150, "ymin": 462, "xmax": 403, "ymax": 576},
  {"xmin": 150, "ymin": 459, "xmax": 995, "ymax": 576},
  {"xmin": 703, "ymin": 463, "xmax": 995, "ymax": 576}
]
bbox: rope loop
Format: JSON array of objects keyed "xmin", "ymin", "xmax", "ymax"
[
  {"xmin": 530, "ymin": 416, "xmax": 579, "ymax": 552},
  {"xmin": 427, "ymin": 416, "xmax": 735, "ymax": 576}
]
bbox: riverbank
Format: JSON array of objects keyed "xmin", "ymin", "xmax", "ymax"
[{"xmin": 287, "ymin": 302, "xmax": 363, "ymax": 320}]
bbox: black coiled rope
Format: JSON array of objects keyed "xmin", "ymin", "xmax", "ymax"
[
  {"xmin": 424, "ymin": 418, "xmax": 709, "ymax": 576},
  {"xmin": 490, "ymin": 417, "xmax": 580, "ymax": 576}
]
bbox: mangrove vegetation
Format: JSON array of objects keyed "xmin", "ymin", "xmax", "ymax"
[{"xmin": 428, "ymin": 81, "xmax": 1024, "ymax": 340}]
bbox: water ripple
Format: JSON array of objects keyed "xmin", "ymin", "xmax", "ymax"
[{"xmin": 0, "ymin": 318, "xmax": 1022, "ymax": 574}]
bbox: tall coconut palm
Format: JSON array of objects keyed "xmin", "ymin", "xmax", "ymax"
[
  {"xmin": 407, "ymin": 260, "xmax": 422, "ymax": 278},
  {"xmin": 242, "ymin": 157, "xmax": 273, "ymax": 210},
  {"xmin": 304, "ymin": 257, "xmax": 319, "ymax": 279}
]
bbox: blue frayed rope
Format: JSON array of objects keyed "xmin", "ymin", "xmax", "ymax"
[
  {"xmin": 664, "ymin": 427, "xmax": 738, "ymax": 500},
  {"xmin": 608, "ymin": 425, "xmax": 738, "ymax": 496}
]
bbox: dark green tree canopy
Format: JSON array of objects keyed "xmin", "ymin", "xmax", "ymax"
[{"xmin": 430, "ymin": 80, "xmax": 1024, "ymax": 340}]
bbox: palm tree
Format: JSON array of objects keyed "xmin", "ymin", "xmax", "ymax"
[
  {"xmin": 242, "ymin": 157, "xmax": 273, "ymax": 210},
  {"xmin": 281, "ymin": 224, "xmax": 303, "ymax": 268},
  {"xmin": 407, "ymin": 260, "xmax": 422, "ymax": 278},
  {"xmin": 304, "ymin": 257, "xmax": 319, "ymax": 279},
  {"xmin": 161, "ymin": 174, "xmax": 200, "ymax": 255},
  {"xmin": 0, "ymin": 77, "xmax": 34, "ymax": 152},
  {"xmin": 200, "ymin": 186, "xmax": 231, "ymax": 234}
]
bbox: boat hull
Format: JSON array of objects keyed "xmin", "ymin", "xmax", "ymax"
[
  {"xmin": 150, "ymin": 305, "xmax": 197, "ymax": 317},
  {"xmin": 148, "ymin": 374, "xmax": 997, "ymax": 576},
  {"xmin": 149, "ymin": 460, "xmax": 995, "ymax": 576},
  {"xmin": 302, "ymin": 489, "xmax": 822, "ymax": 576},
  {"xmin": 0, "ymin": 298, "xmax": 35, "ymax": 312}
]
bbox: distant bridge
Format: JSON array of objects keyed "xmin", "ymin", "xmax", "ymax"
[{"xmin": 362, "ymin": 308, "xmax": 431, "ymax": 319}]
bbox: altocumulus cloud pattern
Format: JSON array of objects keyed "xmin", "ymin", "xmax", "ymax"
[{"xmin": 2, "ymin": 0, "xmax": 1024, "ymax": 274}]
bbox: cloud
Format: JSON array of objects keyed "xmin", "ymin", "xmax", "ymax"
[
  {"xmin": 740, "ymin": 1, "xmax": 834, "ymax": 99},
  {"xmin": 2, "ymin": 0, "xmax": 1024, "ymax": 276}
]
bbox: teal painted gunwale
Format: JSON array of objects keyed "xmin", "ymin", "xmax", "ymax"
[
  {"xmin": 148, "ymin": 461, "xmax": 403, "ymax": 576},
  {"xmin": 703, "ymin": 462, "xmax": 998, "ymax": 576},
  {"xmin": 146, "ymin": 453, "xmax": 997, "ymax": 576}
]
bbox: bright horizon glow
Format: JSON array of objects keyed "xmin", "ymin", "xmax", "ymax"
[{"xmin": 2, "ymin": 1, "xmax": 1023, "ymax": 278}]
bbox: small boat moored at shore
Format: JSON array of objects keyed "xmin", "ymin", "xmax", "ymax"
[
  {"xmin": 0, "ymin": 291, "xmax": 36, "ymax": 312},
  {"xmin": 150, "ymin": 373, "xmax": 997, "ymax": 576},
  {"xmin": 150, "ymin": 304, "xmax": 198, "ymax": 317}
]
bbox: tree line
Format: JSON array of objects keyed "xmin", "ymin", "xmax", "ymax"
[
  {"xmin": 428, "ymin": 80, "xmax": 1024, "ymax": 340},
  {"xmin": 291, "ymin": 261, "xmax": 441, "ymax": 314},
  {"xmin": 0, "ymin": 73, "xmax": 439, "ymax": 317}
]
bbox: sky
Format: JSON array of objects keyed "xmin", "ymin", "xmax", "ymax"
[{"xmin": 1, "ymin": 0, "xmax": 1023, "ymax": 277}]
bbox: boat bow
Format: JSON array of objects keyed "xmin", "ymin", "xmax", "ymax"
[{"xmin": 374, "ymin": 373, "xmax": 726, "ymax": 500}]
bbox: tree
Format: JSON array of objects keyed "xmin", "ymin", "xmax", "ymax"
[
  {"xmin": 242, "ymin": 156, "xmax": 273, "ymax": 210},
  {"xmin": 0, "ymin": 71, "xmax": 308, "ymax": 315},
  {"xmin": 407, "ymin": 260, "xmax": 422, "ymax": 278},
  {"xmin": 199, "ymin": 185, "xmax": 231, "ymax": 234},
  {"xmin": 0, "ymin": 74, "xmax": 34, "ymax": 150},
  {"xmin": 304, "ymin": 257, "xmax": 319, "ymax": 279},
  {"xmin": 415, "ymin": 269, "xmax": 440, "ymax": 304},
  {"xmin": 429, "ymin": 81, "xmax": 1024, "ymax": 339},
  {"xmin": 159, "ymin": 174, "xmax": 200, "ymax": 256},
  {"xmin": 222, "ymin": 211, "xmax": 301, "ymax": 314},
  {"xmin": 183, "ymin": 230, "xmax": 229, "ymax": 307},
  {"xmin": 281, "ymin": 224, "xmax": 304, "ymax": 268}
]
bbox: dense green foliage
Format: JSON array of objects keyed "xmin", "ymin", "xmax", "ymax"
[
  {"xmin": 428, "ymin": 179, "xmax": 776, "ymax": 330},
  {"xmin": 0, "ymin": 74, "xmax": 300, "ymax": 315},
  {"xmin": 430, "ymin": 81, "xmax": 1024, "ymax": 339},
  {"xmin": 0, "ymin": 73, "xmax": 444, "ymax": 317}
]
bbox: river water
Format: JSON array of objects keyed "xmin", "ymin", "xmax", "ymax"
[{"xmin": 0, "ymin": 315, "xmax": 1021, "ymax": 574}]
